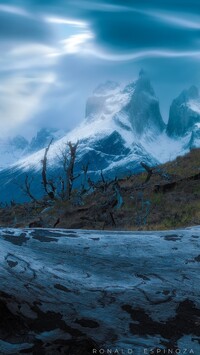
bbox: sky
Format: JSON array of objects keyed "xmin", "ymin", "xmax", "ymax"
[{"xmin": 0, "ymin": 0, "xmax": 200, "ymax": 139}]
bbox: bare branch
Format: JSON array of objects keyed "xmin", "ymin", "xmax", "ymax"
[
  {"xmin": 20, "ymin": 175, "xmax": 40, "ymax": 204},
  {"xmin": 140, "ymin": 162, "xmax": 153, "ymax": 183},
  {"xmin": 41, "ymin": 139, "xmax": 56, "ymax": 200},
  {"xmin": 65, "ymin": 141, "xmax": 79, "ymax": 200}
]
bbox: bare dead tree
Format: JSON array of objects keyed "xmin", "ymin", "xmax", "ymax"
[
  {"xmin": 56, "ymin": 146, "xmax": 69, "ymax": 200},
  {"xmin": 113, "ymin": 181, "xmax": 124, "ymax": 209},
  {"xmin": 110, "ymin": 212, "xmax": 116, "ymax": 226},
  {"xmin": 87, "ymin": 171, "xmax": 113, "ymax": 194},
  {"xmin": 100, "ymin": 169, "xmax": 106, "ymax": 184},
  {"xmin": 87, "ymin": 176, "xmax": 95, "ymax": 191},
  {"xmin": 57, "ymin": 141, "xmax": 80, "ymax": 200},
  {"xmin": 140, "ymin": 162, "xmax": 153, "ymax": 183},
  {"xmin": 53, "ymin": 218, "xmax": 60, "ymax": 228},
  {"xmin": 80, "ymin": 162, "xmax": 89, "ymax": 194},
  {"xmin": 20, "ymin": 175, "xmax": 40, "ymax": 204},
  {"xmin": 65, "ymin": 141, "xmax": 79, "ymax": 200},
  {"xmin": 141, "ymin": 161, "xmax": 173, "ymax": 184},
  {"xmin": 41, "ymin": 139, "xmax": 56, "ymax": 200},
  {"xmin": 59, "ymin": 177, "xmax": 65, "ymax": 200}
]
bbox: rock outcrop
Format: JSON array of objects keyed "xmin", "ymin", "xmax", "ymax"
[{"xmin": 0, "ymin": 227, "xmax": 200, "ymax": 353}]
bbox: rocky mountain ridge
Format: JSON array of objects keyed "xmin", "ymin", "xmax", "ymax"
[{"xmin": 0, "ymin": 128, "xmax": 65, "ymax": 170}]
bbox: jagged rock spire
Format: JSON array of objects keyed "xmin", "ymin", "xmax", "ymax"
[
  {"xmin": 167, "ymin": 86, "xmax": 200, "ymax": 137},
  {"xmin": 125, "ymin": 70, "xmax": 165, "ymax": 135},
  {"xmin": 139, "ymin": 68, "xmax": 147, "ymax": 77}
]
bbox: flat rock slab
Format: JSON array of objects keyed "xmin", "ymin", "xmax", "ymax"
[{"xmin": 0, "ymin": 227, "xmax": 200, "ymax": 354}]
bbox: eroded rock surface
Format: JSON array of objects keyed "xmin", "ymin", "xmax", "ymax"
[{"xmin": 0, "ymin": 227, "xmax": 200, "ymax": 354}]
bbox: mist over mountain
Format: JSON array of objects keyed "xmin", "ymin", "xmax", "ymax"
[
  {"xmin": 0, "ymin": 128, "xmax": 65, "ymax": 170},
  {"xmin": 27, "ymin": 128, "xmax": 65, "ymax": 154},
  {"xmin": 1, "ymin": 71, "xmax": 200, "ymax": 202},
  {"xmin": 0, "ymin": 135, "xmax": 29, "ymax": 170}
]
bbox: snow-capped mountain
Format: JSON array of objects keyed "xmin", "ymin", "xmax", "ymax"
[
  {"xmin": 14, "ymin": 71, "xmax": 166, "ymax": 174},
  {"xmin": 0, "ymin": 128, "xmax": 65, "ymax": 170},
  {"xmin": 167, "ymin": 85, "xmax": 200, "ymax": 137},
  {"xmin": 27, "ymin": 128, "xmax": 65, "ymax": 154},
  {"xmin": 85, "ymin": 80, "xmax": 121, "ymax": 120},
  {"xmin": 186, "ymin": 123, "xmax": 200, "ymax": 150},
  {"xmin": 167, "ymin": 85, "xmax": 200, "ymax": 150},
  {"xmin": 1, "ymin": 71, "xmax": 200, "ymax": 202},
  {"xmin": 0, "ymin": 135, "xmax": 29, "ymax": 170}
]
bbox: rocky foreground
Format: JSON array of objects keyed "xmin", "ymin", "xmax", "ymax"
[{"xmin": 0, "ymin": 227, "xmax": 200, "ymax": 354}]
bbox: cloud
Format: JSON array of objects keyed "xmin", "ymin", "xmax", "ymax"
[
  {"xmin": 2, "ymin": 0, "xmax": 200, "ymax": 59},
  {"xmin": 0, "ymin": 8, "xmax": 52, "ymax": 44},
  {"xmin": 0, "ymin": 73, "xmax": 56, "ymax": 136},
  {"xmin": 0, "ymin": 4, "xmax": 29, "ymax": 16},
  {"xmin": 81, "ymin": 0, "xmax": 200, "ymax": 13},
  {"xmin": 82, "ymin": 8, "xmax": 200, "ymax": 60},
  {"xmin": 0, "ymin": 0, "xmax": 200, "ymax": 139},
  {"xmin": 43, "ymin": 14, "xmax": 94, "ymax": 57},
  {"xmin": 44, "ymin": 16, "xmax": 87, "ymax": 28},
  {"xmin": 0, "ymin": 2, "xmax": 96, "ymax": 137},
  {"xmin": 21, "ymin": 3, "xmax": 200, "ymax": 61}
]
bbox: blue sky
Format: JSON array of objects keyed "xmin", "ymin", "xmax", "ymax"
[{"xmin": 0, "ymin": 0, "xmax": 200, "ymax": 138}]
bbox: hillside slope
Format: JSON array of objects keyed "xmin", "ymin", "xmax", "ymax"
[{"xmin": 1, "ymin": 148, "xmax": 200, "ymax": 230}]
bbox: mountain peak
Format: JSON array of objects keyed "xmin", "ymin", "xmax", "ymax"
[
  {"xmin": 187, "ymin": 85, "xmax": 199, "ymax": 100},
  {"xmin": 134, "ymin": 70, "xmax": 155, "ymax": 97},
  {"xmin": 124, "ymin": 71, "xmax": 165, "ymax": 135},
  {"xmin": 93, "ymin": 80, "xmax": 119, "ymax": 96},
  {"xmin": 139, "ymin": 68, "xmax": 147, "ymax": 77},
  {"xmin": 167, "ymin": 85, "xmax": 200, "ymax": 137},
  {"xmin": 85, "ymin": 80, "xmax": 124, "ymax": 120},
  {"xmin": 178, "ymin": 85, "xmax": 199, "ymax": 104}
]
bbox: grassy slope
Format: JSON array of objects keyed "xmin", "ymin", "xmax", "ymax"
[{"xmin": 1, "ymin": 148, "xmax": 200, "ymax": 230}]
